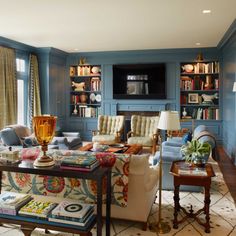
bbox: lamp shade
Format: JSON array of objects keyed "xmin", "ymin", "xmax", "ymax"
[
  {"xmin": 158, "ymin": 111, "xmax": 181, "ymax": 131},
  {"xmin": 233, "ymin": 82, "xmax": 236, "ymax": 92}
]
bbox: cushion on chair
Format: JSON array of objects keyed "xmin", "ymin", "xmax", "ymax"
[
  {"xmin": 92, "ymin": 134, "xmax": 117, "ymax": 144},
  {"xmin": 127, "ymin": 136, "xmax": 153, "ymax": 146}
]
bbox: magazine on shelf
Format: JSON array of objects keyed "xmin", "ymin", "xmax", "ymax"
[
  {"xmin": 0, "ymin": 192, "xmax": 32, "ymax": 215},
  {"xmin": 50, "ymin": 200, "xmax": 94, "ymax": 219},
  {"xmin": 18, "ymin": 199, "xmax": 58, "ymax": 219}
]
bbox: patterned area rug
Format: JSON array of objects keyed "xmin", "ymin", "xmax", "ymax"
[{"xmin": 0, "ymin": 159, "xmax": 235, "ymax": 236}]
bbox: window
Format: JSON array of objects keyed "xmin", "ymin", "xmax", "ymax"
[{"xmin": 16, "ymin": 55, "xmax": 28, "ymax": 125}]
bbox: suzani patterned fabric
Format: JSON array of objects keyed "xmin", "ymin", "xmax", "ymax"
[{"xmin": 2, "ymin": 150, "xmax": 130, "ymax": 207}]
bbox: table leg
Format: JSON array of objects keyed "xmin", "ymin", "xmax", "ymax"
[
  {"xmin": 97, "ymin": 178, "xmax": 103, "ymax": 236},
  {"xmin": 173, "ymin": 184, "xmax": 180, "ymax": 229},
  {"xmin": 106, "ymin": 169, "xmax": 111, "ymax": 236},
  {"xmin": 204, "ymin": 185, "xmax": 211, "ymax": 233}
]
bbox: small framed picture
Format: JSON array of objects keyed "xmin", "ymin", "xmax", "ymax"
[{"xmin": 188, "ymin": 93, "xmax": 199, "ymax": 104}]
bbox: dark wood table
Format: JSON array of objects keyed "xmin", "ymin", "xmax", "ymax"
[
  {"xmin": 170, "ymin": 160, "xmax": 215, "ymax": 233},
  {"xmin": 0, "ymin": 160, "xmax": 111, "ymax": 236}
]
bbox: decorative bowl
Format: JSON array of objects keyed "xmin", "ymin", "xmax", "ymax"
[{"xmin": 95, "ymin": 153, "xmax": 116, "ymax": 167}]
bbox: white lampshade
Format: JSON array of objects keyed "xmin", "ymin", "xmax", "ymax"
[
  {"xmin": 233, "ymin": 82, "xmax": 236, "ymax": 92},
  {"xmin": 158, "ymin": 111, "xmax": 181, "ymax": 131}
]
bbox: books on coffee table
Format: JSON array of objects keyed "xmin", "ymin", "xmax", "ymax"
[
  {"xmin": 60, "ymin": 154, "xmax": 99, "ymax": 171},
  {"xmin": 49, "ymin": 200, "xmax": 94, "ymax": 227},
  {"xmin": 0, "ymin": 192, "xmax": 32, "ymax": 215},
  {"xmin": 18, "ymin": 199, "xmax": 57, "ymax": 219}
]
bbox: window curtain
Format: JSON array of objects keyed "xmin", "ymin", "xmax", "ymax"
[
  {"xmin": 0, "ymin": 46, "xmax": 17, "ymax": 130},
  {"xmin": 28, "ymin": 54, "xmax": 41, "ymax": 128}
]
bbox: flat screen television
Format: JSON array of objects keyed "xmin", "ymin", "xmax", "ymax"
[{"xmin": 113, "ymin": 63, "xmax": 166, "ymax": 99}]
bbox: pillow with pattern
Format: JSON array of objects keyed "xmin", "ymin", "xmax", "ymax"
[{"xmin": 21, "ymin": 135, "xmax": 39, "ymax": 148}]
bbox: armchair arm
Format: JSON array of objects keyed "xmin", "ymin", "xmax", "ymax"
[
  {"xmin": 127, "ymin": 131, "xmax": 134, "ymax": 140},
  {"xmin": 92, "ymin": 130, "xmax": 100, "ymax": 136}
]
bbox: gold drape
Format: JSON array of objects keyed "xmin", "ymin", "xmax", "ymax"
[{"xmin": 0, "ymin": 46, "xmax": 17, "ymax": 129}]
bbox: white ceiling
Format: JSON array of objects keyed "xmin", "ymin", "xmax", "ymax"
[{"xmin": 0, "ymin": 0, "xmax": 235, "ymax": 53}]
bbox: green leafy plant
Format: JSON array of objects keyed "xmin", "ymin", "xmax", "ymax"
[{"xmin": 181, "ymin": 139, "xmax": 211, "ymax": 163}]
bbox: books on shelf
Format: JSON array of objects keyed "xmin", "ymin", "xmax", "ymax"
[
  {"xmin": 49, "ymin": 200, "xmax": 94, "ymax": 227},
  {"xmin": 18, "ymin": 199, "xmax": 57, "ymax": 219},
  {"xmin": 0, "ymin": 192, "xmax": 32, "ymax": 215}
]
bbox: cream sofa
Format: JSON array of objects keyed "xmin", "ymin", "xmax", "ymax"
[{"xmin": 103, "ymin": 154, "xmax": 159, "ymax": 230}]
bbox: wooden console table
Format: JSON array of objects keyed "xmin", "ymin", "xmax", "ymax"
[
  {"xmin": 170, "ymin": 160, "xmax": 215, "ymax": 233},
  {"xmin": 0, "ymin": 160, "xmax": 111, "ymax": 236}
]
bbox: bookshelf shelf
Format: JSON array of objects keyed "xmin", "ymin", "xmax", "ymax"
[
  {"xmin": 69, "ymin": 64, "xmax": 102, "ymax": 118},
  {"xmin": 180, "ymin": 61, "xmax": 220, "ymax": 120}
]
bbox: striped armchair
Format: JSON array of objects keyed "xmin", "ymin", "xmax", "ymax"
[
  {"xmin": 92, "ymin": 115, "xmax": 125, "ymax": 144},
  {"xmin": 127, "ymin": 115, "xmax": 159, "ymax": 154}
]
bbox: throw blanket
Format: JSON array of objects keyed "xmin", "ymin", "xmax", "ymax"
[{"xmin": 1, "ymin": 150, "xmax": 130, "ymax": 207}]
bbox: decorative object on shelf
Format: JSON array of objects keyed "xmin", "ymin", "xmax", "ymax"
[
  {"xmin": 91, "ymin": 66, "xmax": 100, "ymax": 74},
  {"xmin": 79, "ymin": 57, "xmax": 86, "ymax": 65},
  {"xmin": 182, "ymin": 107, "xmax": 187, "ymax": 117},
  {"xmin": 72, "ymin": 81, "xmax": 85, "ymax": 91},
  {"xmin": 201, "ymin": 93, "xmax": 218, "ymax": 104},
  {"xmin": 33, "ymin": 115, "xmax": 57, "ymax": 167},
  {"xmin": 196, "ymin": 52, "xmax": 203, "ymax": 61},
  {"xmin": 95, "ymin": 94, "xmax": 101, "ymax": 102},
  {"xmin": 204, "ymin": 75, "xmax": 214, "ymax": 90},
  {"xmin": 233, "ymin": 82, "xmax": 236, "ymax": 92},
  {"xmin": 73, "ymin": 105, "xmax": 78, "ymax": 115},
  {"xmin": 180, "ymin": 139, "xmax": 211, "ymax": 167},
  {"xmin": 79, "ymin": 93, "xmax": 88, "ymax": 103},
  {"xmin": 149, "ymin": 111, "xmax": 180, "ymax": 234},
  {"xmin": 181, "ymin": 64, "xmax": 194, "ymax": 73},
  {"xmin": 90, "ymin": 93, "xmax": 96, "ymax": 103},
  {"xmin": 188, "ymin": 93, "xmax": 199, "ymax": 104}
]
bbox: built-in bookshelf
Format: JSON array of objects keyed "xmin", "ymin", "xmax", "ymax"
[
  {"xmin": 69, "ymin": 65, "xmax": 102, "ymax": 118},
  {"xmin": 180, "ymin": 61, "xmax": 220, "ymax": 120}
]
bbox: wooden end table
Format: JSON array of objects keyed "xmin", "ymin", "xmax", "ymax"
[{"xmin": 170, "ymin": 160, "xmax": 215, "ymax": 233}]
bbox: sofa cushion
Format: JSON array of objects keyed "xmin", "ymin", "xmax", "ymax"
[
  {"xmin": 129, "ymin": 154, "xmax": 149, "ymax": 175},
  {"xmin": 92, "ymin": 134, "xmax": 116, "ymax": 144},
  {"xmin": 0, "ymin": 128, "xmax": 21, "ymax": 146}
]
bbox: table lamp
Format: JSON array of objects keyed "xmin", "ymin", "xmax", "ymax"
[
  {"xmin": 33, "ymin": 115, "xmax": 57, "ymax": 167},
  {"xmin": 150, "ymin": 111, "xmax": 180, "ymax": 234}
]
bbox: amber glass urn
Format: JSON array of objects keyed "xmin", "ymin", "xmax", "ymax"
[{"xmin": 33, "ymin": 115, "xmax": 57, "ymax": 167}]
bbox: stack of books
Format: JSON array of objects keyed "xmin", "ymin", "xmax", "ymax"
[
  {"xmin": 49, "ymin": 200, "xmax": 94, "ymax": 227},
  {"xmin": 18, "ymin": 199, "xmax": 58, "ymax": 219},
  {"xmin": 60, "ymin": 155, "xmax": 99, "ymax": 172},
  {"xmin": 0, "ymin": 192, "xmax": 32, "ymax": 215}
]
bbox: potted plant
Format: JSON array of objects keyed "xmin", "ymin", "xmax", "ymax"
[{"xmin": 180, "ymin": 139, "xmax": 211, "ymax": 166}]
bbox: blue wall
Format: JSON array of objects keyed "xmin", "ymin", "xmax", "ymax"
[{"xmin": 219, "ymin": 20, "xmax": 236, "ymax": 164}]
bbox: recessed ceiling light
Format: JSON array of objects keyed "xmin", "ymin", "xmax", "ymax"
[
  {"xmin": 196, "ymin": 43, "xmax": 201, "ymax": 46},
  {"xmin": 202, "ymin": 10, "xmax": 211, "ymax": 14}
]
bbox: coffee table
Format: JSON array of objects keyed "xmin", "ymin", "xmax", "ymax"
[
  {"xmin": 170, "ymin": 160, "xmax": 215, "ymax": 233},
  {"xmin": 79, "ymin": 143, "xmax": 143, "ymax": 154}
]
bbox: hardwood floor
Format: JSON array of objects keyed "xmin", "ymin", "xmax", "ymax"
[{"xmin": 217, "ymin": 146, "xmax": 236, "ymax": 203}]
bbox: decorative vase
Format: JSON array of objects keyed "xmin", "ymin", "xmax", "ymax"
[
  {"xmin": 182, "ymin": 108, "xmax": 187, "ymax": 117},
  {"xmin": 193, "ymin": 156, "xmax": 206, "ymax": 167}
]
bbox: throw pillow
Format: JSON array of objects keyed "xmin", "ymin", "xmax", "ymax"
[
  {"xmin": 182, "ymin": 132, "xmax": 192, "ymax": 144},
  {"xmin": 21, "ymin": 135, "xmax": 39, "ymax": 148},
  {"xmin": 0, "ymin": 128, "xmax": 21, "ymax": 146}
]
